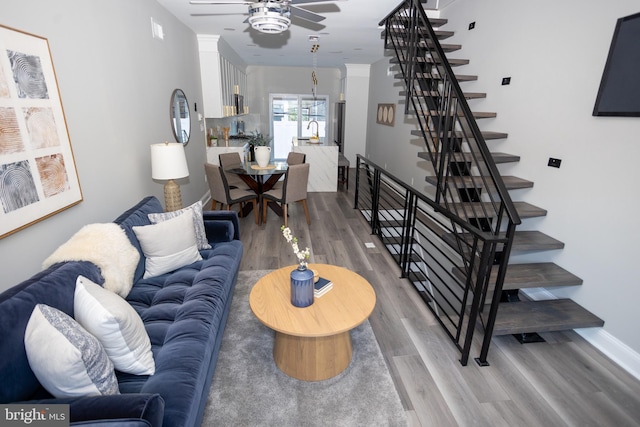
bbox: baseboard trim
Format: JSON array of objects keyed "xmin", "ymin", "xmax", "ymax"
[
  {"xmin": 521, "ymin": 288, "xmax": 640, "ymax": 381},
  {"xmin": 200, "ymin": 191, "xmax": 211, "ymax": 209}
]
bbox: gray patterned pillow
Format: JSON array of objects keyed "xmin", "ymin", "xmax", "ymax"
[
  {"xmin": 148, "ymin": 200, "xmax": 212, "ymax": 250},
  {"xmin": 24, "ymin": 304, "xmax": 120, "ymax": 398}
]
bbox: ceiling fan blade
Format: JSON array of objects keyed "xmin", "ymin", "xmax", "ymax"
[
  {"xmin": 289, "ymin": 0, "xmax": 347, "ymax": 4},
  {"xmin": 290, "ymin": 6, "xmax": 325, "ymax": 23},
  {"xmin": 191, "ymin": 13, "xmax": 248, "ymax": 16},
  {"xmin": 189, "ymin": 0, "xmax": 250, "ymax": 5},
  {"xmin": 290, "ymin": 0, "xmax": 347, "ymax": 4}
]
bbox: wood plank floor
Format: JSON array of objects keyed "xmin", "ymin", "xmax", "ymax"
[{"xmin": 234, "ymin": 173, "xmax": 640, "ymax": 427}]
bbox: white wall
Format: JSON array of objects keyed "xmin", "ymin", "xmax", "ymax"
[
  {"xmin": 0, "ymin": 0, "xmax": 207, "ymax": 289},
  {"xmin": 246, "ymin": 65, "xmax": 343, "ymax": 139},
  {"xmin": 366, "ymin": 0, "xmax": 640, "ymax": 370},
  {"xmin": 343, "ymin": 64, "xmax": 371, "ymax": 166}
]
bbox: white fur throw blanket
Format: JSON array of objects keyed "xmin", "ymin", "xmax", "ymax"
[{"xmin": 43, "ymin": 223, "xmax": 140, "ymax": 298}]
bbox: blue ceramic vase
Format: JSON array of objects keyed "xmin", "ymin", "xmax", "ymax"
[{"xmin": 290, "ymin": 265, "xmax": 314, "ymax": 307}]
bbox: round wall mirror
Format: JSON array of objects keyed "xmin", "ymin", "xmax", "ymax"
[{"xmin": 171, "ymin": 89, "xmax": 190, "ymax": 145}]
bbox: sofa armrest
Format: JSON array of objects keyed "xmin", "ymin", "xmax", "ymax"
[
  {"xmin": 28, "ymin": 393, "xmax": 164, "ymax": 427},
  {"xmin": 203, "ymin": 210, "xmax": 240, "ymax": 241}
]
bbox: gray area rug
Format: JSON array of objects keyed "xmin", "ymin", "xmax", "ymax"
[{"xmin": 202, "ymin": 270, "xmax": 408, "ymax": 426}]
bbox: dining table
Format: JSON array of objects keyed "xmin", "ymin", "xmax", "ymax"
[
  {"xmin": 225, "ymin": 161, "xmax": 288, "ymax": 218},
  {"xmin": 225, "ymin": 161, "xmax": 288, "ymax": 195}
]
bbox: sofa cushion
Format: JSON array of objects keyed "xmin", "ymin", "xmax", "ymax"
[
  {"xmin": 24, "ymin": 304, "xmax": 120, "ymax": 398},
  {"xmin": 29, "ymin": 393, "xmax": 165, "ymax": 426},
  {"xmin": 133, "ymin": 212, "xmax": 203, "ymax": 278},
  {"xmin": 148, "ymin": 201, "xmax": 212, "ymax": 250},
  {"xmin": 0, "ymin": 261, "xmax": 102, "ymax": 403},
  {"xmin": 74, "ymin": 276, "xmax": 155, "ymax": 375},
  {"xmin": 121, "ymin": 239, "xmax": 243, "ymax": 427},
  {"xmin": 113, "ymin": 197, "xmax": 164, "ymax": 284}
]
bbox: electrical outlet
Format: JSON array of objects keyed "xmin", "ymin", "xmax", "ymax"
[
  {"xmin": 365, "ymin": 242, "xmax": 376, "ymax": 249},
  {"xmin": 501, "ymin": 77, "xmax": 511, "ymax": 85},
  {"xmin": 468, "ymin": 22, "xmax": 476, "ymax": 30},
  {"xmin": 548, "ymin": 158, "xmax": 562, "ymax": 168}
]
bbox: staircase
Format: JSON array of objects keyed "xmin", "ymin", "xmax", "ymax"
[{"xmin": 378, "ymin": 0, "xmax": 603, "ymax": 364}]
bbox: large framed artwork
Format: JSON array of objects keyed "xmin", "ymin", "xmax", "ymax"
[{"xmin": 0, "ymin": 25, "xmax": 82, "ymax": 239}]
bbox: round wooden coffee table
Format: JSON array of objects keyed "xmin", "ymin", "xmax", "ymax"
[{"xmin": 249, "ymin": 264, "xmax": 376, "ymax": 381}]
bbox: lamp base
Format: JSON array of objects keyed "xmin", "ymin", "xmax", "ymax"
[{"xmin": 164, "ymin": 179, "xmax": 183, "ymax": 212}]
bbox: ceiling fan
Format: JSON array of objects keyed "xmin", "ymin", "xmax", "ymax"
[{"xmin": 189, "ymin": 0, "xmax": 344, "ymax": 34}]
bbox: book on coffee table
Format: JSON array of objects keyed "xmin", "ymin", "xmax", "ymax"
[{"xmin": 314, "ymin": 277, "xmax": 333, "ymax": 297}]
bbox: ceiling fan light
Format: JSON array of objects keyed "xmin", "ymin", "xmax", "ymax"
[{"xmin": 248, "ymin": 2, "xmax": 291, "ymax": 34}]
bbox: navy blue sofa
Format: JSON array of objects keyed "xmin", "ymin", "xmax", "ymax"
[{"xmin": 0, "ymin": 196, "xmax": 243, "ymax": 427}]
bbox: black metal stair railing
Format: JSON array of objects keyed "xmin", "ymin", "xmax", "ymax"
[
  {"xmin": 355, "ymin": 156, "xmax": 512, "ymax": 365},
  {"xmin": 374, "ymin": 0, "xmax": 522, "ymax": 365}
]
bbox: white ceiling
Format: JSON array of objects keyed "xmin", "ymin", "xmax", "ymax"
[{"xmin": 156, "ymin": 0, "xmax": 410, "ymax": 68}]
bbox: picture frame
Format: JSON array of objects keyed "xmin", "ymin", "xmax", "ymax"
[
  {"xmin": 376, "ymin": 103, "xmax": 395, "ymax": 126},
  {"xmin": 0, "ymin": 24, "xmax": 82, "ymax": 239}
]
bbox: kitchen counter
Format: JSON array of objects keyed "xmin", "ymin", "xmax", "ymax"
[
  {"xmin": 206, "ymin": 140, "xmax": 249, "ymax": 165},
  {"xmin": 292, "ymin": 138, "xmax": 338, "ymax": 192}
]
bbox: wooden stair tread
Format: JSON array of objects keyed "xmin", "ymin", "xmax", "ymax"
[
  {"xmin": 388, "ymin": 41, "xmax": 461, "ymax": 53},
  {"xmin": 416, "ymin": 110, "xmax": 497, "ymax": 119},
  {"xmin": 442, "ymin": 230, "xmax": 564, "ymax": 253},
  {"xmin": 417, "ymin": 151, "xmax": 520, "ymax": 164},
  {"xmin": 512, "ymin": 230, "xmax": 565, "ymax": 251},
  {"xmin": 453, "ymin": 262, "xmax": 583, "ymax": 291},
  {"xmin": 498, "ymin": 262, "xmax": 583, "ymax": 289},
  {"xmin": 391, "ymin": 56, "xmax": 469, "ymax": 66},
  {"xmin": 449, "ymin": 201, "xmax": 547, "ymax": 219},
  {"xmin": 401, "ymin": 72, "xmax": 477, "ymax": 81},
  {"xmin": 387, "ymin": 14, "xmax": 448, "ymax": 28},
  {"xmin": 411, "ymin": 129, "xmax": 508, "ymax": 139},
  {"xmin": 428, "ymin": 18, "xmax": 448, "ymax": 27},
  {"xmin": 412, "ymin": 72, "xmax": 478, "ymax": 81},
  {"xmin": 492, "ymin": 299, "xmax": 604, "ymax": 335},
  {"xmin": 403, "ymin": 90, "xmax": 487, "ymax": 100},
  {"xmin": 425, "ymin": 175, "xmax": 534, "ymax": 190},
  {"xmin": 382, "ymin": 29, "xmax": 455, "ymax": 40}
]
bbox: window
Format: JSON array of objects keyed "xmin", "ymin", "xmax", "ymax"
[{"xmin": 270, "ymin": 94, "xmax": 328, "ymax": 159}]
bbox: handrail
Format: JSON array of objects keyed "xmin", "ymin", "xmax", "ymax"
[
  {"xmin": 376, "ymin": 0, "xmax": 524, "ymax": 365},
  {"xmin": 380, "ymin": 0, "xmax": 521, "ymax": 228},
  {"xmin": 355, "ymin": 155, "xmax": 508, "ymax": 365}
]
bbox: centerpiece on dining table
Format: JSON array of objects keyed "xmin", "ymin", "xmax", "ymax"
[
  {"xmin": 281, "ymin": 225, "xmax": 314, "ymax": 307},
  {"xmin": 248, "ymin": 130, "xmax": 272, "ymax": 168}
]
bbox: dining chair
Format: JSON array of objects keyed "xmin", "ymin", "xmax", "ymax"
[
  {"xmin": 286, "ymin": 152, "xmax": 306, "ymax": 165},
  {"xmin": 260, "ymin": 163, "xmax": 310, "ymax": 227},
  {"xmin": 272, "ymin": 152, "xmax": 305, "ymax": 190},
  {"xmin": 204, "ymin": 163, "xmax": 260, "ymax": 224},
  {"xmin": 218, "ymin": 152, "xmax": 250, "ymax": 190}
]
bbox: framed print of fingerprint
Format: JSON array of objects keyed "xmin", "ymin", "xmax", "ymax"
[{"xmin": 0, "ymin": 25, "xmax": 82, "ymax": 239}]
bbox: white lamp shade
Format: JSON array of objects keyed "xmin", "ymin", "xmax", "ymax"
[{"xmin": 151, "ymin": 142, "xmax": 189, "ymax": 180}]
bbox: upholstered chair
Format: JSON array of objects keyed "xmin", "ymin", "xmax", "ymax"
[
  {"xmin": 286, "ymin": 152, "xmax": 306, "ymax": 165},
  {"xmin": 218, "ymin": 152, "xmax": 250, "ymax": 190},
  {"xmin": 272, "ymin": 152, "xmax": 306, "ymax": 190},
  {"xmin": 204, "ymin": 163, "xmax": 260, "ymax": 224},
  {"xmin": 260, "ymin": 163, "xmax": 310, "ymax": 227}
]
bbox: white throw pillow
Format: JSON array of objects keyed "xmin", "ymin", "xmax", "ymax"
[
  {"xmin": 132, "ymin": 211, "xmax": 203, "ymax": 278},
  {"xmin": 74, "ymin": 276, "xmax": 155, "ymax": 375},
  {"xmin": 148, "ymin": 200, "xmax": 212, "ymax": 250},
  {"xmin": 24, "ymin": 304, "xmax": 120, "ymax": 398}
]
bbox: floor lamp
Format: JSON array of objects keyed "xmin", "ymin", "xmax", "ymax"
[{"xmin": 151, "ymin": 142, "xmax": 189, "ymax": 212}]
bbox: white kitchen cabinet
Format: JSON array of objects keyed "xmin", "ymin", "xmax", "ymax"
[{"xmin": 197, "ymin": 35, "xmax": 247, "ymax": 118}]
